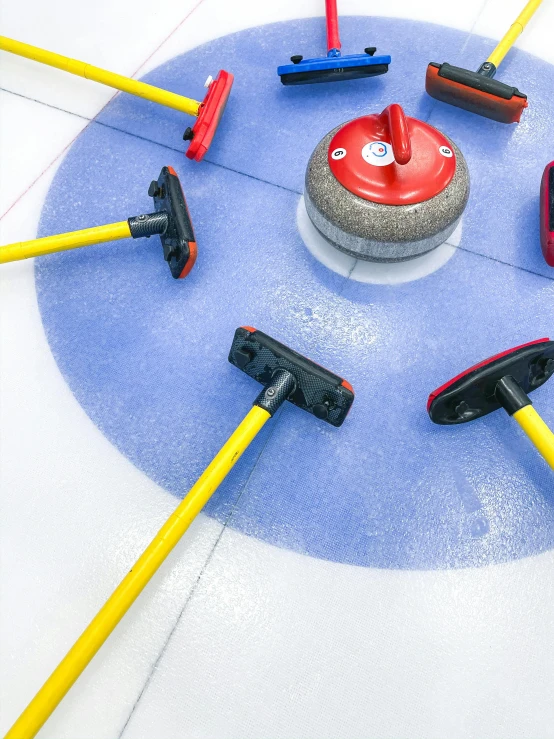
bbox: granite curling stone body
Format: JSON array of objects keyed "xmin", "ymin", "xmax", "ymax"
[{"xmin": 305, "ymin": 103, "xmax": 470, "ymax": 262}]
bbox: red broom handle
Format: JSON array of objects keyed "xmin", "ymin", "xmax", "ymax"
[{"xmin": 325, "ymin": 0, "xmax": 341, "ymax": 52}]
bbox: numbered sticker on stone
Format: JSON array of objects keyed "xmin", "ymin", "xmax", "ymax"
[{"xmin": 331, "ymin": 148, "xmax": 347, "ymax": 160}]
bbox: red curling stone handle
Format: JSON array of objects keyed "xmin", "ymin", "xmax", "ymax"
[{"xmin": 380, "ymin": 104, "xmax": 412, "ymax": 165}]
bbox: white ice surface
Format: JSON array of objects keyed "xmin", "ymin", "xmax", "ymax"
[
  {"xmin": 1, "ymin": 2, "xmax": 554, "ymax": 738},
  {"xmin": 0, "ymin": 90, "xmax": 86, "ymax": 216},
  {"xmin": 122, "ymin": 529, "xmax": 554, "ymax": 739}
]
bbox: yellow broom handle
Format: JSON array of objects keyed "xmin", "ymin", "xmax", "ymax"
[
  {"xmin": 487, "ymin": 0, "xmax": 543, "ymax": 68},
  {"xmin": 0, "ymin": 36, "xmax": 201, "ymax": 117},
  {"xmin": 513, "ymin": 405, "xmax": 554, "ymax": 470},
  {"xmin": 4, "ymin": 405, "xmax": 271, "ymax": 739},
  {"xmin": 0, "ymin": 221, "xmax": 131, "ymax": 263}
]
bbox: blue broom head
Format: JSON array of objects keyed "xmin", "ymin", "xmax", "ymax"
[{"xmin": 278, "ymin": 49, "xmax": 391, "ymax": 85}]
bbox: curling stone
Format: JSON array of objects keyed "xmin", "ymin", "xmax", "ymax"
[{"xmin": 304, "ymin": 103, "xmax": 470, "ymax": 262}]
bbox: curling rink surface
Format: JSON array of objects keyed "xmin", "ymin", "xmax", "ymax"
[{"xmin": 1, "ymin": 1, "xmax": 554, "ymax": 737}]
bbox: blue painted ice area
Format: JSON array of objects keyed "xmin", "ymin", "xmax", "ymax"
[{"xmin": 35, "ymin": 18, "xmax": 554, "ymax": 569}]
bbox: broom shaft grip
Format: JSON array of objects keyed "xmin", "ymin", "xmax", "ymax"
[
  {"xmin": 325, "ymin": 0, "xmax": 341, "ymax": 52},
  {"xmin": 0, "ymin": 36, "xmax": 201, "ymax": 116},
  {"xmin": 487, "ymin": 0, "xmax": 543, "ymax": 68},
  {"xmin": 0, "ymin": 222, "xmax": 131, "ymax": 263},
  {"xmin": 513, "ymin": 405, "xmax": 554, "ymax": 470}
]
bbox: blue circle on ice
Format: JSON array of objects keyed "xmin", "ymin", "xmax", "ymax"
[{"xmin": 35, "ymin": 17, "xmax": 554, "ymax": 570}]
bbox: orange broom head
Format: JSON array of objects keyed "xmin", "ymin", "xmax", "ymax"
[{"xmin": 426, "ymin": 62, "xmax": 528, "ymax": 124}]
